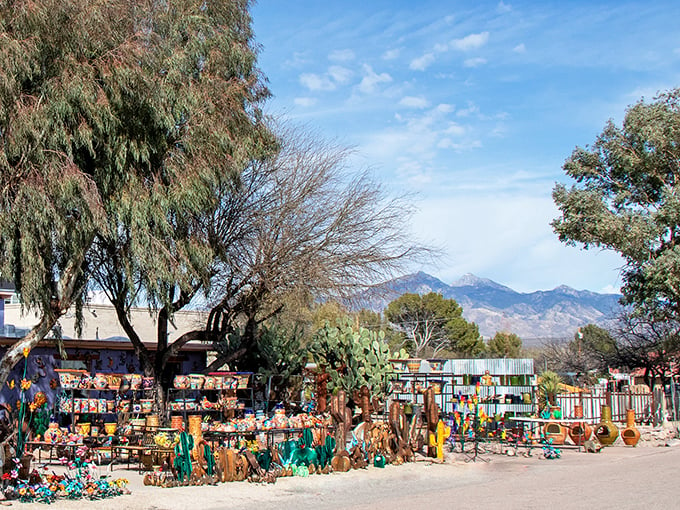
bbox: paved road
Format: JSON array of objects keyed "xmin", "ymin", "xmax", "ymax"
[{"xmin": 18, "ymin": 445, "xmax": 680, "ymax": 510}]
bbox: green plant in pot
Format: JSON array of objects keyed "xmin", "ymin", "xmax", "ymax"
[{"xmin": 537, "ymin": 370, "xmax": 562, "ymax": 417}]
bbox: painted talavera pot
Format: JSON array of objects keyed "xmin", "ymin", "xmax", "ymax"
[
  {"xmin": 595, "ymin": 405, "xmax": 619, "ymax": 446},
  {"xmin": 621, "ymin": 409, "xmax": 641, "ymax": 446}
]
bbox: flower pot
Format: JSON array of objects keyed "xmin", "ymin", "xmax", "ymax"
[
  {"xmin": 595, "ymin": 405, "xmax": 619, "ymax": 446},
  {"xmin": 104, "ymin": 422, "xmax": 117, "ymax": 435},
  {"xmin": 621, "ymin": 409, "xmax": 641, "ymax": 447},
  {"xmin": 77, "ymin": 422, "xmax": 91, "ymax": 436}
]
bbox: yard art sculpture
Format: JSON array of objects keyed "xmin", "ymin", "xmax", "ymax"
[{"xmin": 330, "ymin": 390, "xmax": 352, "ymax": 472}]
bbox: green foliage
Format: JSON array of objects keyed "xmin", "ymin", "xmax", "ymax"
[
  {"xmin": 487, "ymin": 332, "xmax": 522, "ymax": 358},
  {"xmin": 552, "ymin": 87, "xmax": 680, "ymax": 319},
  {"xmin": 537, "ymin": 370, "xmax": 562, "ymax": 407},
  {"xmin": 308, "ymin": 319, "xmax": 403, "ymax": 399},
  {"xmin": 384, "ymin": 292, "xmax": 483, "ymax": 357}
]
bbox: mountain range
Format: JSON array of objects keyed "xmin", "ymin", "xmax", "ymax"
[{"xmin": 352, "ymin": 272, "xmax": 622, "ymax": 344}]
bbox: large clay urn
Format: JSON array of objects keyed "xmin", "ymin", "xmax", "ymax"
[
  {"xmin": 595, "ymin": 405, "xmax": 619, "ymax": 446},
  {"xmin": 621, "ymin": 409, "xmax": 641, "ymax": 447},
  {"xmin": 568, "ymin": 405, "xmax": 592, "ymax": 446}
]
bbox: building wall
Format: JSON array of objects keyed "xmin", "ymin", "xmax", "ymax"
[{"xmin": 3, "ymin": 303, "xmax": 208, "ymax": 343}]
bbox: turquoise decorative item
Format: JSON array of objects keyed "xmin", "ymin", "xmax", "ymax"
[{"xmin": 373, "ymin": 454, "xmax": 386, "ymax": 468}]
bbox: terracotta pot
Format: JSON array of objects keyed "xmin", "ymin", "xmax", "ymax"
[
  {"xmin": 621, "ymin": 409, "xmax": 641, "ymax": 447},
  {"xmin": 595, "ymin": 405, "xmax": 619, "ymax": 446},
  {"xmin": 543, "ymin": 422, "xmax": 568, "ymax": 445},
  {"xmin": 569, "ymin": 422, "xmax": 592, "ymax": 445}
]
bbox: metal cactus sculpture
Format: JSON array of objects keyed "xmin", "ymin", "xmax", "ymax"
[
  {"xmin": 329, "ymin": 389, "xmax": 352, "ymax": 472},
  {"xmin": 422, "ymin": 386, "xmax": 440, "ymax": 458},
  {"xmin": 174, "ymin": 431, "xmax": 194, "ymax": 483}
]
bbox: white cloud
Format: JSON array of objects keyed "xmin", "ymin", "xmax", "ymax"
[
  {"xmin": 410, "ymin": 53, "xmax": 436, "ymax": 71},
  {"xmin": 328, "ymin": 65, "xmax": 353, "ymax": 84},
  {"xmin": 457, "ymin": 102, "xmax": 480, "ymax": 117},
  {"xmin": 294, "ymin": 97, "xmax": 317, "ymax": 107},
  {"xmin": 399, "ymin": 96, "xmax": 430, "ymax": 109},
  {"xmin": 299, "ymin": 73, "xmax": 336, "ymax": 91},
  {"xmin": 357, "ymin": 64, "xmax": 392, "ymax": 94},
  {"xmin": 513, "ymin": 43, "xmax": 526, "ymax": 53},
  {"xmin": 283, "ymin": 52, "xmax": 311, "ymax": 69},
  {"xmin": 382, "ymin": 48, "xmax": 400, "ymax": 60},
  {"xmin": 464, "ymin": 57, "xmax": 487, "ymax": 68},
  {"xmin": 497, "ymin": 1, "xmax": 512, "ymax": 13},
  {"xmin": 451, "ymin": 32, "xmax": 490, "ymax": 51},
  {"xmin": 444, "ymin": 122, "xmax": 465, "ymax": 136},
  {"xmin": 436, "ymin": 103, "xmax": 455, "ymax": 113},
  {"xmin": 328, "ymin": 49, "xmax": 355, "ymax": 62}
]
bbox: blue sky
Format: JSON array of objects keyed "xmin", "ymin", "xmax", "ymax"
[{"xmin": 250, "ymin": 1, "xmax": 680, "ymax": 294}]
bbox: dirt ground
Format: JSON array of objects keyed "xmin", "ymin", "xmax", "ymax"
[{"xmin": 12, "ymin": 426, "xmax": 680, "ymax": 510}]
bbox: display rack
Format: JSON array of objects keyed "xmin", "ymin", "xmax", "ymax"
[
  {"xmin": 391, "ymin": 358, "xmax": 536, "ymax": 416},
  {"xmin": 166, "ymin": 372, "xmax": 254, "ymax": 421},
  {"xmin": 56, "ymin": 387, "xmax": 156, "ymax": 429}
]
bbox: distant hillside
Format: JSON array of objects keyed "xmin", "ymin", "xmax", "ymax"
[{"xmin": 352, "ymin": 271, "xmax": 622, "ymax": 343}]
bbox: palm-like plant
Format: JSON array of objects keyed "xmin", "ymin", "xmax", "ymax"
[{"xmin": 537, "ymin": 370, "xmax": 562, "ymax": 408}]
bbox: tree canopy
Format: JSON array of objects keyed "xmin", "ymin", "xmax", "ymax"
[
  {"xmin": 0, "ymin": 0, "xmax": 274, "ymax": 386},
  {"xmin": 552, "ymin": 88, "xmax": 680, "ymax": 319},
  {"xmin": 487, "ymin": 331, "xmax": 522, "ymax": 358},
  {"xmin": 384, "ymin": 292, "xmax": 483, "ymax": 357}
]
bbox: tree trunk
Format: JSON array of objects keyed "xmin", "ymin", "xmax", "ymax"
[{"xmin": 0, "ymin": 313, "xmax": 58, "ymax": 388}]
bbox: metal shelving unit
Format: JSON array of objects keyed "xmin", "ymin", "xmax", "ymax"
[{"xmin": 391, "ymin": 358, "xmax": 536, "ymax": 416}]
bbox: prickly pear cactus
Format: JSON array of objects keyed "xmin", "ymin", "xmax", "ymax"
[{"xmin": 309, "ymin": 319, "xmax": 404, "ymax": 401}]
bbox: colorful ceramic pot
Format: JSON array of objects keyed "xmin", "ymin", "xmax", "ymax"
[
  {"xmin": 104, "ymin": 422, "xmax": 117, "ymax": 435},
  {"xmin": 93, "ymin": 373, "xmax": 108, "ymax": 390},
  {"xmin": 174, "ymin": 375, "xmax": 189, "ymax": 389},
  {"xmin": 129, "ymin": 374, "xmax": 142, "ymax": 390}
]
